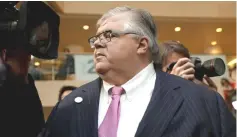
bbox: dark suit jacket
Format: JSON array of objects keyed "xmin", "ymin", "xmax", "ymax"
[
  {"xmin": 39, "ymin": 70, "xmax": 236, "ymax": 137},
  {"xmin": 0, "ymin": 74, "xmax": 45, "ymax": 137}
]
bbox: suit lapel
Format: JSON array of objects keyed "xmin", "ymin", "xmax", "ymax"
[
  {"xmin": 135, "ymin": 71, "xmax": 184, "ymax": 137},
  {"xmin": 73, "ymin": 78, "xmax": 102, "ymax": 137}
]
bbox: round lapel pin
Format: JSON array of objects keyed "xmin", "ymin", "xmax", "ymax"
[{"xmin": 74, "ymin": 97, "xmax": 83, "ymax": 103}]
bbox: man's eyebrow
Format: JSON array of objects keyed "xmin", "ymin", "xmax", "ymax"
[
  {"xmin": 95, "ymin": 31, "xmax": 101, "ymax": 35},
  {"xmin": 96, "ymin": 29, "xmax": 111, "ymax": 35}
]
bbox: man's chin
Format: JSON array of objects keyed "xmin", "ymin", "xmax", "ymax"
[{"xmin": 95, "ymin": 63, "xmax": 109, "ymax": 75}]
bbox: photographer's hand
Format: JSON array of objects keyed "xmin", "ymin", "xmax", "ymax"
[
  {"xmin": 193, "ymin": 76, "xmax": 217, "ymax": 91},
  {"xmin": 203, "ymin": 75, "xmax": 218, "ymax": 91},
  {"xmin": 170, "ymin": 58, "xmax": 195, "ymax": 80}
]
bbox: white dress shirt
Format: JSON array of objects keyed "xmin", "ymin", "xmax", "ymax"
[{"xmin": 98, "ymin": 62, "xmax": 156, "ymax": 137}]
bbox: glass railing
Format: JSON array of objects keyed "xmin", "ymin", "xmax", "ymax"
[
  {"xmin": 30, "ymin": 53, "xmax": 235, "ymax": 82},
  {"xmin": 29, "ymin": 52, "xmax": 98, "ymax": 81}
]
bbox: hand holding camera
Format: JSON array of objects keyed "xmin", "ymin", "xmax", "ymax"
[
  {"xmin": 167, "ymin": 57, "xmax": 221, "ymax": 91},
  {"xmin": 168, "ymin": 58, "xmax": 195, "ymax": 80},
  {"xmin": 193, "ymin": 75, "xmax": 218, "ymax": 91}
]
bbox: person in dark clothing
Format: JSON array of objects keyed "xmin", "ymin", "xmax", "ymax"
[
  {"xmin": 29, "ymin": 64, "xmax": 44, "ymax": 80},
  {"xmin": 55, "ymin": 48, "xmax": 75, "ymax": 80},
  {"xmin": 0, "ymin": 49, "xmax": 45, "ymax": 137}
]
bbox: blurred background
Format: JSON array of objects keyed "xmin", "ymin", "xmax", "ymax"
[{"xmin": 18, "ymin": 1, "xmax": 236, "ymax": 120}]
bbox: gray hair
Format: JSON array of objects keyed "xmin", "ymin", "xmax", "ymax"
[{"xmin": 97, "ymin": 6, "xmax": 160, "ymax": 64}]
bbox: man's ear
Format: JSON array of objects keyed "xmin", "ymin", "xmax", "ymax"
[{"xmin": 137, "ymin": 37, "xmax": 149, "ymax": 55}]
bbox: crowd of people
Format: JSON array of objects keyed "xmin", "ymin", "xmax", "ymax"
[{"xmin": 0, "ymin": 5, "xmax": 235, "ymax": 137}]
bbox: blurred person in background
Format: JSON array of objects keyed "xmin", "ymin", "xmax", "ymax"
[
  {"xmin": 221, "ymin": 78, "xmax": 236, "ymax": 112},
  {"xmin": 0, "ymin": 48, "xmax": 45, "ymax": 137},
  {"xmin": 58, "ymin": 85, "xmax": 77, "ymax": 101},
  {"xmin": 55, "ymin": 48, "xmax": 75, "ymax": 80},
  {"xmin": 29, "ymin": 63, "xmax": 44, "ymax": 80},
  {"xmin": 229, "ymin": 64, "xmax": 236, "ymax": 82},
  {"xmin": 221, "ymin": 78, "xmax": 236, "ymax": 92},
  {"xmin": 160, "ymin": 40, "xmax": 217, "ymax": 91}
]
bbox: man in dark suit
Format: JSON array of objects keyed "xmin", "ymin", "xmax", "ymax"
[{"xmin": 39, "ymin": 6, "xmax": 236, "ymax": 137}]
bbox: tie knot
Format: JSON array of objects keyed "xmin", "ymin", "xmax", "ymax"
[{"xmin": 111, "ymin": 86, "xmax": 124, "ymax": 96}]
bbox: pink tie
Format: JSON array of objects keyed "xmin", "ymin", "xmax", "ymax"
[{"xmin": 98, "ymin": 86, "xmax": 124, "ymax": 137}]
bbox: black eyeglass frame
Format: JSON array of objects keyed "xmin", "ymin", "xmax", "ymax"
[{"xmin": 88, "ymin": 30, "xmax": 139, "ymax": 48}]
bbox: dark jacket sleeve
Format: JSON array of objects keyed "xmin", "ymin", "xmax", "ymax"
[
  {"xmin": 215, "ymin": 92, "xmax": 236, "ymax": 137},
  {"xmin": 28, "ymin": 74, "xmax": 46, "ymax": 136},
  {"xmin": 38, "ymin": 102, "xmax": 60, "ymax": 137}
]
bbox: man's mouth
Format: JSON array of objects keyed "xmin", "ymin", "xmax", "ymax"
[{"xmin": 96, "ymin": 53, "xmax": 105, "ymax": 58}]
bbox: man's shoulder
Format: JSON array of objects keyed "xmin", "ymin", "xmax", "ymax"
[
  {"xmin": 161, "ymin": 72, "xmax": 219, "ymax": 103},
  {"xmin": 72, "ymin": 77, "xmax": 101, "ymax": 94},
  {"xmin": 161, "ymin": 73, "xmax": 222, "ymax": 121},
  {"xmin": 158, "ymin": 73, "xmax": 235, "ymax": 136}
]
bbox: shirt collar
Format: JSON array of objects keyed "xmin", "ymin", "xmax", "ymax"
[{"xmin": 102, "ymin": 62, "xmax": 156, "ymax": 101}]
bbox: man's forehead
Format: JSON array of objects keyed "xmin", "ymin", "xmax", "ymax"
[
  {"xmin": 96, "ymin": 14, "xmax": 127, "ymax": 34},
  {"xmin": 166, "ymin": 52, "xmax": 184, "ymax": 63}
]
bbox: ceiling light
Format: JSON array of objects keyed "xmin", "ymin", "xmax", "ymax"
[
  {"xmin": 228, "ymin": 58, "xmax": 237, "ymax": 66},
  {"xmin": 210, "ymin": 49, "xmax": 220, "ymax": 54},
  {"xmin": 211, "ymin": 41, "xmax": 217, "ymax": 46},
  {"xmin": 174, "ymin": 27, "xmax": 181, "ymax": 32},
  {"xmin": 34, "ymin": 62, "xmax": 40, "ymax": 66},
  {"xmin": 83, "ymin": 25, "xmax": 89, "ymax": 30},
  {"xmin": 204, "ymin": 45, "xmax": 223, "ymax": 54},
  {"xmin": 216, "ymin": 28, "xmax": 222, "ymax": 32}
]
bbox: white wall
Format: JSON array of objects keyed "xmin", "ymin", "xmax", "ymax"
[{"xmin": 36, "ymin": 80, "xmax": 89, "ymax": 107}]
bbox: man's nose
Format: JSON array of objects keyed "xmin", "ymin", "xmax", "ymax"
[{"xmin": 94, "ymin": 38, "xmax": 105, "ymax": 49}]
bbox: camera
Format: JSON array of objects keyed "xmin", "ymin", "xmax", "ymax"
[
  {"xmin": 167, "ymin": 57, "xmax": 226, "ymax": 81},
  {"xmin": 0, "ymin": 1, "xmax": 60, "ymax": 59}
]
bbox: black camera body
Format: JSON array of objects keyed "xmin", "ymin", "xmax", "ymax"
[
  {"xmin": 0, "ymin": 1, "xmax": 60, "ymax": 59},
  {"xmin": 167, "ymin": 57, "xmax": 226, "ymax": 81}
]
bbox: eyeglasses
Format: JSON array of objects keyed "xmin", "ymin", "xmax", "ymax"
[{"xmin": 88, "ymin": 30, "xmax": 138, "ymax": 48}]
